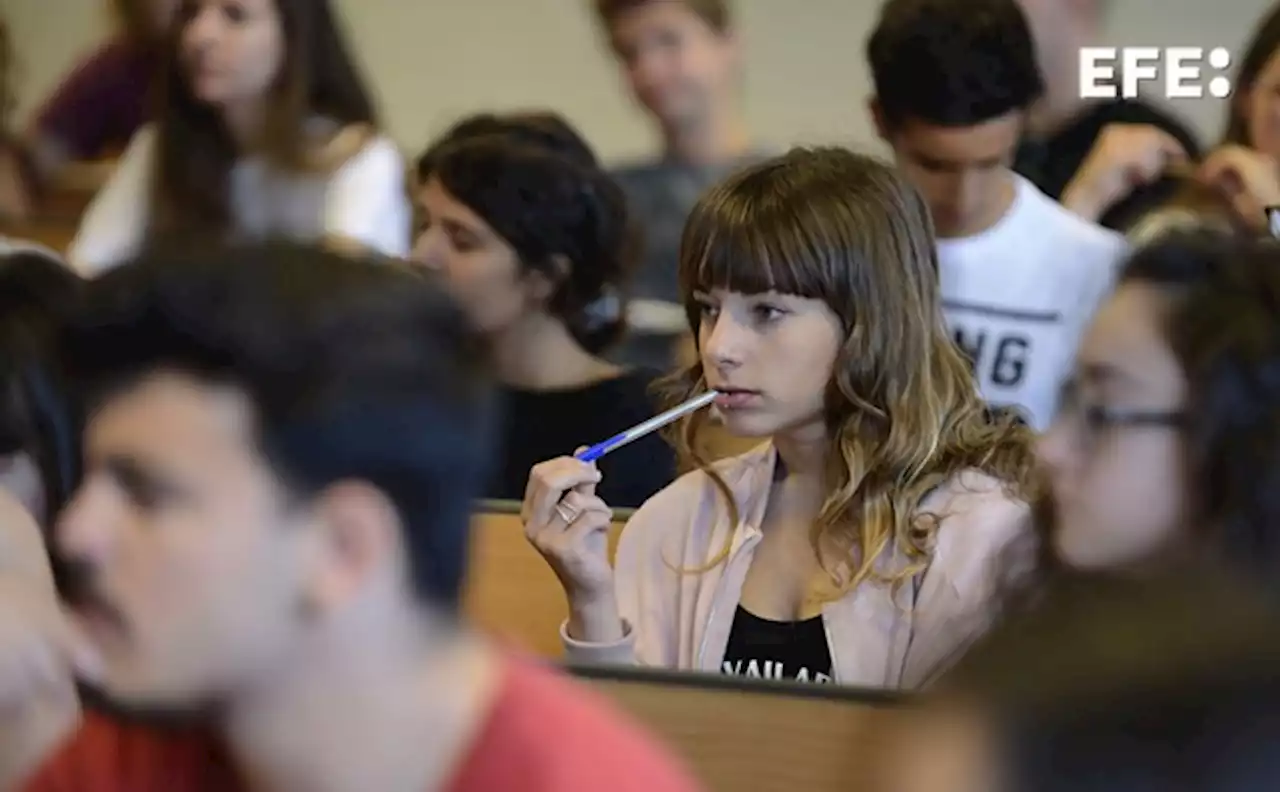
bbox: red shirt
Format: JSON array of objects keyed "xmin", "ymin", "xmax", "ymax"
[{"xmin": 22, "ymin": 660, "xmax": 701, "ymax": 792}]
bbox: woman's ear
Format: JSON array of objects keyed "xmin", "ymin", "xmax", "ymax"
[{"xmin": 524, "ymin": 254, "xmax": 571, "ymax": 304}]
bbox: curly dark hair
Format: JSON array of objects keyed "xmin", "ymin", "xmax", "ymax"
[
  {"xmin": 415, "ymin": 112, "xmax": 635, "ymax": 354},
  {"xmin": 866, "ymin": 0, "xmax": 1044, "ymax": 127}
]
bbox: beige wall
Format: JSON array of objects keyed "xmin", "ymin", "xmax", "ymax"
[{"xmin": 3, "ymin": 0, "xmax": 1272, "ymax": 161}]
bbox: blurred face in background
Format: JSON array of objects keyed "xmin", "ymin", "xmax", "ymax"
[
  {"xmin": 1037, "ymin": 281, "xmax": 1187, "ymax": 570},
  {"xmin": 1238, "ymin": 48, "xmax": 1280, "ymax": 158},
  {"xmin": 411, "ymin": 178, "xmax": 542, "ymax": 338},
  {"xmin": 179, "ymin": 0, "xmax": 284, "ymax": 108},
  {"xmin": 877, "ymin": 110, "xmax": 1023, "ymax": 238},
  {"xmin": 606, "ymin": 0, "xmax": 739, "ymax": 132}
]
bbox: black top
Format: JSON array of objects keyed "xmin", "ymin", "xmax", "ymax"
[
  {"xmin": 721, "ymin": 605, "xmax": 833, "ymax": 684},
  {"xmin": 1014, "ymin": 98, "xmax": 1203, "ymax": 232},
  {"xmin": 487, "ymin": 367, "xmax": 676, "ymax": 508}
]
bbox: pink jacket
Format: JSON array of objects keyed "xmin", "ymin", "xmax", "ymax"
[{"xmin": 562, "ymin": 443, "xmax": 1030, "ymax": 689}]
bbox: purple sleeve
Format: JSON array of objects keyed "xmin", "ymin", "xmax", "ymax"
[{"xmin": 33, "ymin": 39, "xmax": 154, "ymax": 161}]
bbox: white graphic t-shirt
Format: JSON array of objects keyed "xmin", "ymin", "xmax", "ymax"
[{"xmin": 938, "ymin": 176, "xmax": 1127, "ymax": 430}]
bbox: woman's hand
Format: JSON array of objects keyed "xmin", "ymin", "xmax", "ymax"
[
  {"xmin": 522, "ymin": 455, "xmax": 624, "ymax": 643},
  {"xmin": 1197, "ymin": 144, "xmax": 1280, "ymax": 230},
  {"xmin": 1061, "ymin": 123, "xmax": 1188, "ymax": 221}
]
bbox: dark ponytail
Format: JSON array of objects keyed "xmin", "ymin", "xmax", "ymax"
[{"xmin": 416, "ymin": 112, "xmax": 634, "ymax": 354}]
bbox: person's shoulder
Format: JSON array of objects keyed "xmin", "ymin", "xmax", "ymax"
[
  {"xmin": 73, "ymin": 36, "xmax": 142, "ymax": 70},
  {"xmin": 349, "ymin": 131, "xmax": 403, "ymax": 164},
  {"xmin": 459, "ymin": 659, "xmax": 700, "ymax": 792},
  {"xmin": 923, "ymin": 470, "xmax": 1031, "ymax": 569},
  {"xmin": 915, "ymin": 470, "xmax": 1031, "ymax": 603},
  {"xmin": 610, "ymin": 155, "xmax": 665, "ymax": 180},
  {"xmin": 303, "ymin": 121, "xmax": 402, "ymax": 175},
  {"xmin": 20, "ymin": 712, "xmax": 226, "ymax": 791},
  {"xmin": 1016, "ymin": 177, "xmax": 1128, "ymax": 259},
  {"xmin": 110, "ymin": 124, "xmax": 159, "ymax": 168},
  {"xmin": 608, "ymin": 157, "xmax": 670, "ymax": 200},
  {"xmin": 0, "ymin": 236, "xmax": 66, "ymax": 265}
]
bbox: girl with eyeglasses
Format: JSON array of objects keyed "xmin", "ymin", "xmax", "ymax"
[{"xmin": 1037, "ymin": 230, "xmax": 1280, "ymax": 576}]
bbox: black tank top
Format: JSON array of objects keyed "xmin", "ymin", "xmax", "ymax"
[{"xmin": 720, "ymin": 605, "xmax": 833, "ymax": 684}]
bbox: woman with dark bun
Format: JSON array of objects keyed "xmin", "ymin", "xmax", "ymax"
[{"xmin": 413, "ymin": 113, "xmax": 676, "ymax": 507}]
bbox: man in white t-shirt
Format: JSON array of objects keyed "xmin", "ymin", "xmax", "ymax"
[{"xmin": 865, "ymin": 0, "xmax": 1127, "ymax": 430}]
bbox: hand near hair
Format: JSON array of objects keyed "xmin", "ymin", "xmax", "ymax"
[
  {"xmin": 1062, "ymin": 123, "xmax": 1189, "ymax": 221},
  {"xmin": 1197, "ymin": 145, "xmax": 1280, "ymax": 231},
  {"xmin": 522, "ymin": 453, "xmax": 623, "ymax": 643}
]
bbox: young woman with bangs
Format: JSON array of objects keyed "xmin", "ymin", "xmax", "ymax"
[{"xmin": 522, "ymin": 146, "xmax": 1036, "ymax": 689}]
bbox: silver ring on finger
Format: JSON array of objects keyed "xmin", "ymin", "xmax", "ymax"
[{"xmin": 554, "ymin": 502, "xmax": 580, "ymax": 525}]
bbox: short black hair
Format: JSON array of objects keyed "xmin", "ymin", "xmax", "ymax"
[
  {"xmin": 415, "ymin": 112, "xmax": 598, "ymax": 180},
  {"xmin": 866, "ymin": 0, "xmax": 1044, "ymax": 127},
  {"xmin": 0, "ymin": 249, "xmax": 82, "ymax": 516},
  {"xmin": 416, "ymin": 112, "xmax": 633, "ymax": 353},
  {"xmin": 60, "ymin": 242, "xmax": 495, "ymax": 611}
]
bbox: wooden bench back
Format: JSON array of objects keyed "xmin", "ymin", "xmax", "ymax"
[
  {"xmin": 464, "ymin": 501, "xmax": 626, "ymax": 657},
  {"xmin": 574, "ymin": 665, "xmax": 901, "ymax": 792}
]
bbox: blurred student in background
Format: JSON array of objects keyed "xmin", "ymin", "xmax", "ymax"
[
  {"xmin": 1036, "ymin": 232, "xmax": 1280, "ymax": 586},
  {"xmin": 591, "ymin": 0, "xmax": 767, "ymax": 371},
  {"xmin": 875, "ymin": 571, "xmax": 1280, "ymax": 792},
  {"xmin": 413, "ymin": 113, "xmax": 676, "ymax": 508},
  {"xmin": 867, "ymin": 0, "xmax": 1126, "ymax": 430},
  {"xmin": 22, "ymin": 0, "xmax": 176, "ymax": 204},
  {"xmin": 1013, "ymin": 0, "xmax": 1201, "ymax": 231},
  {"xmin": 69, "ymin": 0, "xmax": 409, "ymax": 275},
  {"xmin": 524, "ymin": 148, "xmax": 1034, "ymax": 688},
  {"xmin": 0, "ymin": 243, "xmax": 701, "ymax": 792}
]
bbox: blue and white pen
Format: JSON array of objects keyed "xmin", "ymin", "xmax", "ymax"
[{"xmin": 574, "ymin": 390, "xmax": 719, "ymax": 463}]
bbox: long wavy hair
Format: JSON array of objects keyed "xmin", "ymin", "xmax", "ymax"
[{"xmin": 656, "ymin": 146, "xmax": 1037, "ymax": 592}]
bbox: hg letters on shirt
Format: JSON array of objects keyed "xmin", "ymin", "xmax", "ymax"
[{"xmin": 944, "ymin": 296, "xmax": 1061, "ymax": 425}]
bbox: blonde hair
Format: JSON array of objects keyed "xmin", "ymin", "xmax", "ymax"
[
  {"xmin": 1126, "ymin": 178, "xmax": 1250, "ymax": 247},
  {"xmin": 656, "ymin": 147, "xmax": 1036, "ymax": 593}
]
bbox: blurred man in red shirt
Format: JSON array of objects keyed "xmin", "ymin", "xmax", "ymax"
[{"xmin": 0, "ymin": 242, "xmax": 700, "ymax": 792}]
